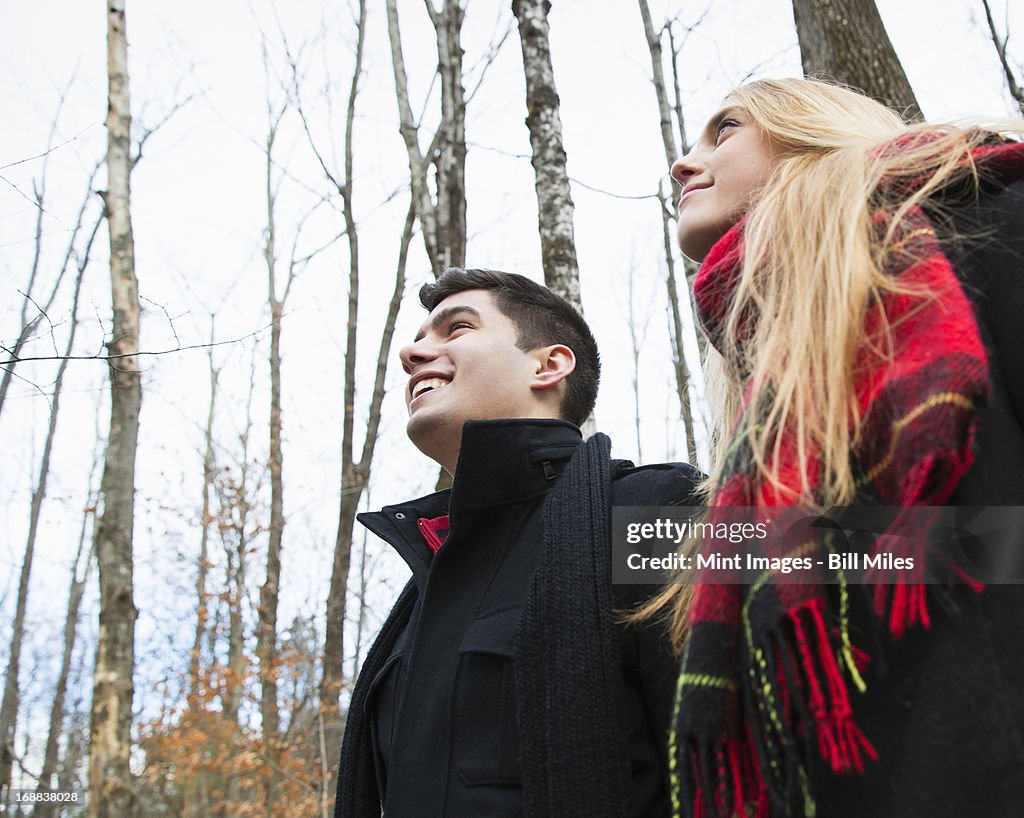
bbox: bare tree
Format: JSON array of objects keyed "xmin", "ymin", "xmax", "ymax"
[
  {"xmin": 188, "ymin": 322, "xmax": 219, "ymax": 704},
  {"xmin": 300, "ymin": 0, "xmax": 372, "ymax": 798},
  {"xmin": 0, "ymin": 155, "xmax": 100, "ymax": 422},
  {"xmin": 638, "ymin": 1, "xmax": 684, "ymax": 182},
  {"xmin": 624, "ymin": 258, "xmax": 651, "ymax": 461},
  {"xmin": 351, "ymin": 511, "xmax": 374, "ymax": 673},
  {"xmin": 427, "ymin": 0, "xmax": 468, "ymax": 271},
  {"xmin": 385, "ymin": 0, "xmax": 468, "ymax": 275},
  {"xmin": 658, "ymin": 184, "xmax": 699, "ymax": 463},
  {"xmin": 224, "ymin": 347, "xmax": 258, "ymax": 731},
  {"xmin": 216, "ymin": 346, "xmax": 259, "ymax": 817},
  {"xmin": 511, "ymin": 0, "xmax": 581, "ymax": 307},
  {"xmin": 266, "ymin": 4, "xmax": 410, "ymax": 803},
  {"xmin": 89, "ymin": 0, "xmax": 142, "ymax": 814},
  {"xmin": 179, "ymin": 322, "xmax": 220, "ymax": 816},
  {"xmin": 35, "ymin": 422, "xmax": 103, "ymax": 816},
  {"xmin": 980, "ymin": 0, "xmax": 1024, "ymax": 114},
  {"xmin": 637, "ymin": 0, "xmax": 703, "ymax": 463},
  {"xmin": 255, "ymin": 57, "xmax": 291, "ymax": 814},
  {"xmin": 0, "ymin": 207, "xmax": 100, "ymax": 797},
  {"xmin": 791, "ymin": 0, "xmax": 921, "ymax": 118},
  {"xmin": 325, "ymin": 198, "xmax": 413, "ymax": 743}
]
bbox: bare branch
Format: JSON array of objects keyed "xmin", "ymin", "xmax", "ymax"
[
  {"xmin": 386, "ymin": 0, "xmax": 440, "ymax": 270},
  {"xmin": 272, "ymin": 3, "xmax": 344, "ymax": 194},
  {"xmin": 981, "ymin": 0, "xmax": 1024, "ymax": 114},
  {"xmin": 0, "ymin": 139, "xmax": 102, "ymax": 419},
  {"xmin": 638, "ymin": 0, "xmax": 680, "ymax": 170},
  {"xmin": 0, "ymin": 319, "xmax": 280, "ymax": 367},
  {"xmin": 139, "ymin": 294, "xmax": 184, "ymax": 351},
  {"xmin": 130, "ymin": 91, "xmax": 197, "ymax": 170},
  {"xmin": 0, "ymin": 123, "xmax": 98, "ymax": 172},
  {"xmin": 464, "ymin": 17, "xmax": 516, "ymax": 106},
  {"xmin": 570, "ymin": 177, "xmax": 661, "ymax": 200}
]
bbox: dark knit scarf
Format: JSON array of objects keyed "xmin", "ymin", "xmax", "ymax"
[
  {"xmin": 514, "ymin": 431, "xmax": 632, "ymax": 818},
  {"xmin": 671, "ymin": 139, "xmax": 1024, "ymax": 818}
]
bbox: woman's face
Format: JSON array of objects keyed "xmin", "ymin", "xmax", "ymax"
[{"xmin": 671, "ymin": 100, "xmax": 778, "ymax": 262}]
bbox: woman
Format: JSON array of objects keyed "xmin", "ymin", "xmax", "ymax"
[{"xmin": 660, "ymin": 78, "xmax": 1024, "ymax": 818}]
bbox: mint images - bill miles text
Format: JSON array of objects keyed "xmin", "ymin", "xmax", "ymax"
[{"xmin": 626, "ymin": 551, "xmax": 915, "ymax": 574}]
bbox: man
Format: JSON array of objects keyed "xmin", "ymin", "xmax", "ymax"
[{"xmin": 333, "ymin": 268, "xmax": 699, "ymax": 817}]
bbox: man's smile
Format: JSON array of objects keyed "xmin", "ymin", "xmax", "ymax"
[{"xmin": 410, "ymin": 376, "xmax": 451, "ymax": 400}]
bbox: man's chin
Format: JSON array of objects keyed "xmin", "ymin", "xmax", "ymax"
[{"xmin": 407, "ymin": 413, "xmax": 454, "ymax": 456}]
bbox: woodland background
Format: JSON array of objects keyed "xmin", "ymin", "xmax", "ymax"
[{"xmin": 2, "ymin": 0, "xmax": 1022, "ymax": 815}]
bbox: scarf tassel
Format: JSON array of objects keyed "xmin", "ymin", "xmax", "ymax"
[
  {"xmin": 684, "ymin": 599, "xmax": 878, "ymax": 818},
  {"xmin": 686, "ymin": 735, "xmax": 769, "ymax": 818},
  {"xmin": 790, "ymin": 599, "xmax": 879, "ymax": 775}
]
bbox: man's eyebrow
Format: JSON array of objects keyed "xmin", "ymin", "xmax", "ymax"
[{"xmin": 413, "ymin": 305, "xmax": 481, "ymax": 342}]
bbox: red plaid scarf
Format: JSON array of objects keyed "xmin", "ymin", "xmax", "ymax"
[{"xmin": 671, "ymin": 139, "xmax": 1024, "ymax": 818}]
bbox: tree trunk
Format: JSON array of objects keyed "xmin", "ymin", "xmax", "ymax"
[
  {"xmin": 35, "ymin": 440, "xmax": 101, "ymax": 816},
  {"xmin": 791, "ymin": 0, "xmax": 921, "ymax": 119},
  {"xmin": 181, "ymin": 325, "xmax": 218, "ymax": 816},
  {"xmin": 258, "ymin": 305, "xmax": 283, "ymax": 813},
  {"xmin": 352, "ymin": 525, "xmax": 371, "ymax": 672},
  {"xmin": 224, "ymin": 359, "xmax": 254, "ymax": 730},
  {"xmin": 189, "ymin": 326, "xmax": 218, "ymax": 703},
  {"xmin": 320, "ymin": 0, "xmax": 368, "ymax": 802},
  {"xmin": 89, "ymin": 1, "xmax": 141, "ymax": 815},
  {"xmin": 256, "ymin": 85, "xmax": 289, "ymax": 814},
  {"xmin": 637, "ymin": 0, "xmax": 699, "ymax": 463},
  {"xmin": 323, "ymin": 200, "xmax": 414, "ymax": 807},
  {"xmin": 430, "ymin": 0, "xmax": 468, "ymax": 270},
  {"xmin": 659, "ymin": 184, "xmax": 698, "ymax": 464},
  {"xmin": 512, "ymin": 0, "xmax": 581, "ymax": 308},
  {"xmin": 217, "ymin": 350, "xmax": 256, "ymax": 817},
  {"xmin": 386, "ymin": 0, "xmax": 440, "ymax": 272},
  {"xmin": 58, "ymin": 709, "xmax": 87, "ymax": 809},
  {"xmin": 386, "ymin": 0, "xmax": 469, "ymax": 277},
  {"xmin": 638, "ymin": 0, "xmax": 678, "ymax": 175}
]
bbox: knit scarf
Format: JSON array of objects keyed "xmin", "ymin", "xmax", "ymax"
[
  {"xmin": 514, "ymin": 432, "xmax": 632, "ymax": 818},
  {"xmin": 671, "ymin": 139, "xmax": 1024, "ymax": 818}
]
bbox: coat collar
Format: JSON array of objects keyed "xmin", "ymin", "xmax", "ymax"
[
  {"xmin": 449, "ymin": 418, "xmax": 582, "ymax": 509},
  {"xmin": 357, "ymin": 418, "xmax": 583, "ymax": 578}
]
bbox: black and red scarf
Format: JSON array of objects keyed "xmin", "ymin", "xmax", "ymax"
[{"xmin": 671, "ymin": 139, "xmax": 1024, "ymax": 818}]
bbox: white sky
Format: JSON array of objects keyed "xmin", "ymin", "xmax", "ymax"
[{"xmin": 1, "ymin": 0, "xmax": 1022, "ymax": 741}]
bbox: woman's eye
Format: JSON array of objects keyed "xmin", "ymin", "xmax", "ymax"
[{"xmin": 715, "ymin": 119, "xmax": 740, "ymax": 143}]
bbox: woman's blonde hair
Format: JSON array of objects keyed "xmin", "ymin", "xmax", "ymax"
[{"xmin": 647, "ymin": 77, "xmax": 1024, "ymax": 647}]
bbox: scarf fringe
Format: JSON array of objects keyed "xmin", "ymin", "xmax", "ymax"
[
  {"xmin": 684, "ymin": 735, "xmax": 769, "ymax": 818},
  {"xmin": 683, "ymin": 598, "xmax": 879, "ymax": 817},
  {"xmin": 790, "ymin": 599, "xmax": 878, "ymax": 774}
]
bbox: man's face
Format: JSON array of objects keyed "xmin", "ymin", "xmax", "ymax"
[{"xmin": 399, "ymin": 289, "xmax": 554, "ymax": 469}]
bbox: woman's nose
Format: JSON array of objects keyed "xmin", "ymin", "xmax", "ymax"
[{"xmin": 670, "ymin": 150, "xmax": 704, "ymax": 185}]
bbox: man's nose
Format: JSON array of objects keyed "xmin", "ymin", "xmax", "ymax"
[{"xmin": 399, "ymin": 337, "xmax": 438, "ymax": 375}]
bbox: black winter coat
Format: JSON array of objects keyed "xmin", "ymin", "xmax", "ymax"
[
  {"xmin": 810, "ymin": 178, "xmax": 1024, "ymax": 816},
  {"xmin": 334, "ymin": 419, "xmax": 701, "ymax": 817}
]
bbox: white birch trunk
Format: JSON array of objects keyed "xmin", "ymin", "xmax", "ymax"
[{"xmin": 88, "ymin": 1, "xmax": 141, "ymax": 815}]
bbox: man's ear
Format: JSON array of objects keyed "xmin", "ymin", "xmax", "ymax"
[{"xmin": 531, "ymin": 344, "xmax": 576, "ymax": 392}]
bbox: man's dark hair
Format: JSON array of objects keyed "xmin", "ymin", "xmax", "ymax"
[{"xmin": 419, "ymin": 268, "xmax": 600, "ymax": 426}]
